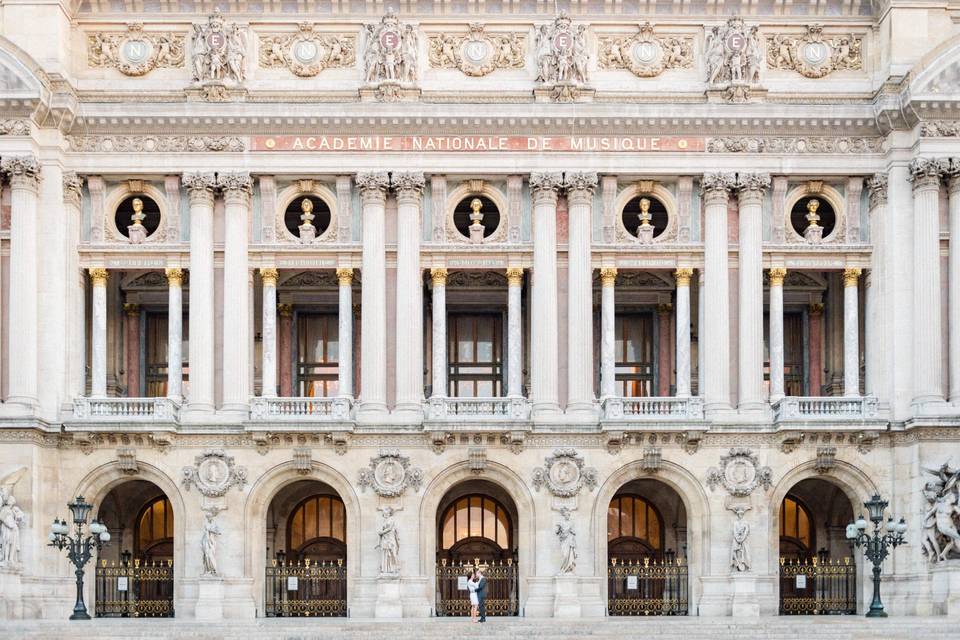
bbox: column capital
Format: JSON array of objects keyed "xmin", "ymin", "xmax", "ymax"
[
  {"xmin": 564, "ymin": 172, "xmax": 598, "ymax": 202},
  {"xmin": 768, "ymin": 267, "xmax": 787, "ymax": 287},
  {"xmin": 657, "ymin": 302, "xmax": 673, "ymax": 315},
  {"xmin": 123, "ymin": 302, "xmax": 140, "ymax": 317},
  {"xmin": 735, "ymin": 172, "xmax": 771, "ymax": 202},
  {"xmin": 182, "ymin": 171, "xmax": 217, "ymax": 204},
  {"xmin": 530, "ymin": 172, "xmax": 564, "ymax": 203},
  {"xmin": 809, "ymin": 302, "xmax": 824, "ymax": 316},
  {"xmin": 908, "ymin": 157, "xmax": 948, "ymax": 191},
  {"xmin": 842, "ymin": 268, "xmax": 861, "ymax": 287},
  {"xmin": 674, "ymin": 267, "xmax": 693, "ymax": 286},
  {"xmin": 62, "ymin": 172, "xmax": 84, "ymax": 206},
  {"xmin": 599, "ymin": 267, "xmax": 617, "ymax": 287},
  {"xmin": 217, "ymin": 171, "xmax": 253, "ymax": 200},
  {"xmin": 392, "ymin": 171, "xmax": 425, "ymax": 202},
  {"xmin": 865, "ymin": 173, "xmax": 888, "ymax": 209},
  {"xmin": 356, "ymin": 171, "xmax": 390, "ymax": 203},
  {"xmin": 1, "ymin": 155, "xmax": 40, "ymax": 190},
  {"xmin": 165, "ymin": 267, "xmax": 184, "ymax": 287},
  {"xmin": 89, "ymin": 267, "xmax": 109, "ymax": 286},
  {"xmin": 429, "ymin": 267, "xmax": 447, "ymax": 286},
  {"xmin": 278, "ymin": 303, "xmax": 294, "ymax": 317},
  {"xmin": 701, "ymin": 172, "xmax": 736, "ymax": 204},
  {"xmin": 336, "ymin": 267, "xmax": 354, "ymax": 286},
  {"xmin": 261, "ymin": 267, "xmax": 279, "ymax": 287},
  {"xmin": 506, "ymin": 267, "xmax": 524, "ymax": 286}
]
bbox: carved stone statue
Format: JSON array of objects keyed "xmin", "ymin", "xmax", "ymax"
[
  {"xmin": 535, "ymin": 12, "xmax": 589, "ymax": 94},
  {"xmin": 0, "ymin": 467, "xmax": 26, "ymax": 571},
  {"xmin": 363, "ymin": 10, "xmax": 419, "ymax": 86},
  {"xmin": 376, "ymin": 506, "xmax": 401, "ymax": 576},
  {"xmin": 555, "ymin": 507, "xmax": 577, "ymax": 575},
  {"xmin": 200, "ymin": 505, "xmax": 225, "ymax": 576},
  {"xmin": 730, "ymin": 505, "xmax": 751, "ymax": 572},
  {"xmin": 704, "ymin": 18, "xmax": 763, "ymax": 101},
  {"xmin": 191, "ymin": 10, "xmax": 246, "ymax": 87},
  {"xmin": 922, "ymin": 462, "xmax": 960, "ymax": 562}
]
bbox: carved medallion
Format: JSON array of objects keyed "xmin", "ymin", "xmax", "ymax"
[
  {"xmin": 87, "ymin": 24, "xmax": 185, "ymax": 77},
  {"xmin": 182, "ymin": 449, "xmax": 248, "ymax": 497},
  {"xmin": 532, "ymin": 448, "xmax": 598, "ymax": 498},
  {"xmin": 766, "ymin": 25, "xmax": 862, "ymax": 79},
  {"xmin": 358, "ymin": 449, "xmax": 424, "ymax": 497},
  {"xmin": 259, "ymin": 24, "xmax": 356, "ymax": 77},
  {"xmin": 428, "ymin": 23, "xmax": 524, "ymax": 77},
  {"xmin": 706, "ymin": 447, "xmax": 772, "ymax": 497},
  {"xmin": 597, "ymin": 23, "xmax": 693, "ymax": 78}
]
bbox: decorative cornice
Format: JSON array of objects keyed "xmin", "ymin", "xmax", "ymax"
[
  {"xmin": 0, "ymin": 119, "xmax": 30, "ymax": 136},
  {"xmin": 865, "ymin": 173, "xmax": 888, "ymax": 209},
  {"xmin": 919, "ymin": 121, "xmax": 960, "ymax": 138},
  {"xmin": 68, "ymin": 135, "xmax": 245, "ymax": 153}
]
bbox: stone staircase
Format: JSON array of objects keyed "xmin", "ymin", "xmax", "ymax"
[{"xmin": 2, "ymin": 617, "xmax": 959, "ymax": 640}]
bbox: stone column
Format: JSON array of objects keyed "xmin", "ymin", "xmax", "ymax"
[
  {"xmin": 809, "ymin": 303, "xmax": 824, "ymax": 395},
  {"xmin": 674, "ymin": 268, "xmax": 693, "ymax": 398},
  {"xmin": 392, "ymin": 172, "xmax": 426, "ymax": 417},
  {"xmin": 430, "ymin": 268, "xmax": 447, "ymax": 398},
  {"xmin": 90, "ymin": 268, "xmax": 109, "ymax": 397},
  {"xmin": 64, "ymin": 173, "xmax": 86, "ymax": 400},
  {"xmin": 657, "ymin": 304, "xmax": 673, "ymax": 396},
  {"xmin": 564, "ymin": 172, "xmax": 598, "ymax": 414},
  {"xmin": 736, "ymin": 173, "xmax": 770, "ymax": 411},
  {"xmin": 357, "ymin": 172, "xmax": 390, "ymax": 416},
  {"xmin": 843, "ymin": 268, "xmax": 862, "ymax": 397},
  {"xmin": 278, "ymin": 304, "xmax": 294, "ymax": 397},
  {"xmin": 218, "ymin": 172, "xmax": 253, "ymax": 416},
  {"xmin": 506, "ymin": 267, "xmax": 524, "ymax": 398},
  {"xmin": 260, "ymin": 268, "xmax": 278, "ymax": 398},
  {"xmin": 165, "ymin": 268, "xmax": 184, "ymax": 402},
  {"xmin": 599, "ymin": 267, "xmax": 617, "ymax": 399},
  {"xmin": 183, "ymin": 172, "xmax": 217, "ymax": 415},
  {"xmin": 124, "ymin": 303, "xmax": 140, "ymax": 396},
  {"xmin": 2, "ymin": 156, "xmax": 40, "ymax": 409},
  {"xmin": 864, "ymin": 174, "xmax": 888, "ymax": 399},
  {"xmin": 529, "ymin": 172, "xmax": 564, "ymax": 416},
  {"xmin": 701, "ymin": 173, "xmax": 735, "ymax": 412},
  {"xmin": 337, "ymin": 268, "xmax": 354, "ymax": 398},
  {"xmin": 909, "ymin": 158, "xmax": 946, "ymax": 406},
  {"xmin": 949, "ymin": 167, "xmax": 960, "ymax": 403},
  {"xmin": 697, "ymin": 270, "xmax": 705, "ymax": 396},
  {"xmin": 768, "ymin": 268, "xmax": 787, "ymax": 402}
]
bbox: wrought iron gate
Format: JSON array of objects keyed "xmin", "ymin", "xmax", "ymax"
[
  {"xmin": 607, "ymin": 557, "xmax": 688, "ymax": 616},
  {"xmin": 95, "ymin": 558, "xmax": 174, "ymax": 617},
  {"xmin": 265, "ymin": 558, "xmax": 347, "ymax": 617},
  {"xmin": 435, "ymin": 558, "xmax": 518, "ymax": 616},
  {"xmin": 779, "ymin": 557, "xmax": 856, "ymax": 615}
]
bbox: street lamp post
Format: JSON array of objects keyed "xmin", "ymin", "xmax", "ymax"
[
  {"xmin": 48, "ymin": 495, "xmax": 111, "ymax": 620},
  {"xmin": 845, "ymin": 494, "xmax": 908, "ymax": 618}
]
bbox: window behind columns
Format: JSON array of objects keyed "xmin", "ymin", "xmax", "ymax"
[
  {"xmin": 763, "ymin": 310, "xmax": 808, "ymax": 396},
  {"xmin": 448, "ymin": 313, "xmax": 503, "ymax": 397},
  {"xmin": 615, "ymin": 313, "xmax": 655, "ymax": 397},
  {"xmin": 144, "ymin": 311, "xmax": 189, "ymax": 398},
  {"xmin": 296, "ymin": 313, "xmax": 339, "ymax": 397}
]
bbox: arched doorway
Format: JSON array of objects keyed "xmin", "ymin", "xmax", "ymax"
[
  {"xmin": 606, "ymin": 479, "xmax": 688, "ymax": 616},
  {"xmin": 94, "ymin": 480, "xmax": 175, "ymax": 618},
  {"xmin": 777, "ymin": 478, "xmax": 856, "ymax": 615},
  {"xmin": 435, "ymin": 480, "xmax": 519, "ymax": 617},
  {"xmin": 264, "ymin": 480, "xmax": 347, "ymax": 617}
]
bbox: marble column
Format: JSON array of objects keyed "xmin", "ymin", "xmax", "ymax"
[
  {"xmin": 219, "ymin": 172, "xmax": 254, "ymax": 416},
  {"xmin": 909, "ymin": 158, "xmax": 946, "ymax": 406},
  {"xmin": 260, "ymin": 268, "xmax": 279, "ymax": 398},
  {"xmin": 430, "ymin": 268, "xmax": 447, "ymax": 398},
  {"xmin": 599, "ymin": 268, "xmax": 617, "ymax": 399},
  {"xmin": 337, "ymin": 268, "xmax": 354, "ymax": 398},
  {"xmin": 90, "ymin": 268, "xmax": 109, "ymax": 397},
  {"xmin": 701, "ymin": 173, "xmax": 735, "ymax": 412},
  {"xmin": 124, "ymin": 303, "xmax": 140, "ymax": 396},
  {"xmin": 278, "ymin": 304, "xmax": 294, "ymax": 397},
  {"xmin": 843, "ymin": 268, "xmax": 862, "ymax": 397},
  {"xmin": 809, "ymin": 303, "xmax": 824, "ymax": 395},
  {"xmin": 697, "ymin": 270, "xmax": 705, "ymax": 396},
  {"xmin": 183, "ymin": 172, "xmax": 216, "ymax": 414},
  {"xmin": 393, "ymin": 172, "xmax": 426, "ymax": 417},
  {"xmin": 64, "ymin": 173, "xmax": 86, "ymax": 400},
  {"xmin": 736, "ymin": 173, "xmax": 770, "ymax": 411},
  {"xmin": 356, "ymin": 172, "xmax": 390, "ymax": 416},
  {"xmin": 506, "ymin": 267, "xmax": 524, "ymax": 398},
  {"xmin": 165, "ymin": 268, "xmax": 184, "ymax": 402},
  {"xmin": 865, "ymin": 174, "xmax": 888, "ymax": 399},
  {"xmin": 529, "ymin": 172, "xmax": 564, "ymax": 416},
  {"xmin": 949, "ymin": 168, "xmax": 960, "ymax": 403},
  {"xmin": 565, "ymin": 172, "xmax": 598, "ymax": 414},
  {"xmin": 657, "ymin": 304, "xmax": 673, "ymax": 396},
  {"xmin": 768, "ymin": 268, "xmax": 787, "ymax": 402},
  {"xmin": 2, "ymin": 156, "xmax": 40, "ymax": 409},
  {"xmin": 674, "ymin": 268, "xmax": 693, "ymax": 398}
]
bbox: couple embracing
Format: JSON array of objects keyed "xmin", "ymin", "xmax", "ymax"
[{"xmin": 465, "ymin": 567, "xmax": 487, "ymax": 623}]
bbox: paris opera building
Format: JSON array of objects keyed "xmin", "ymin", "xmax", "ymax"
[{"xmin": 0, "ymin": 0, "xmax": 959, "ymax": 624}]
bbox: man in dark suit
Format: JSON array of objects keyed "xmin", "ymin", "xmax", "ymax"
[{"xmin": 476, "ymin": 567, "xmax": 488, "ymax": 622}]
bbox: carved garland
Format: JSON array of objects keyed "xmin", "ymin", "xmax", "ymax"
[
  {"xmin": 259, "ymin": 24, "xmax": 356, "ymax": 77},
  {"xmin": 706, "ymin": 447, "xmax": 773, "ymax": 497},
  {"xmin": 428, "ymin": 23, "xmax": 525, "ymax": 77},
  {"xmin": 531, "ymin": 448, "xmax": 598, "ymax": 498},
  {"xmin": 766, "ymin": 25, "xmax": 863, "ymax": 79},
  {"xmin": 357, "ymin": 449, "xmax": 424, "ymax": 497},
  {"xmin": 597, "ymin": 22, "xmax": 693, "ymax": 78},
  {"xmin": 87, "ymin": 24, "xmax": 185, "ymax": 76},
  {"xmin": 181, "ymin": 449, "xmax": 248, "ymax": 497}
]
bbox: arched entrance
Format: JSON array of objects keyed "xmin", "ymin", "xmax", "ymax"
[
  {"xmin": 264, "ymin": 479, "xmax": 347, "ymax": 617},
  {"xmin": 94, "ymin": 480, "xmax": 175, "ymax": 618},
  {"xmin": 606, "ymin": 479, "xmax": 688, "ymax": 616},
  {"xmin": 435, "ymin": 479, "xmax": 519, "ymax": 617},
  {"xmin": 777, "ymin": 478, "xmax": 856, "ymax": 615}
]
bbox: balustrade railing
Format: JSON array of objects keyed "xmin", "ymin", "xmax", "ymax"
[
  {"xmin": 72, "ymin": 397, "xmax": 180, "ymax": 422},
  {"xmin": 774, "ymin": 396, "xmax": 878, "ymax": 422},
  {"xmin": 249, "ymin": 397, "xmax": 352, "ymax": 422},
  {"xmin": 602, "ymin": 396, "xmax": 704, "ymax": 421},
  {"xmin": 424, "ymin": 397, "xmax": 531, "ymax": 421}
]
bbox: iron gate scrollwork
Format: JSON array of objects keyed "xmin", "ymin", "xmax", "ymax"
[
  {"xmin": 779, "ymin": 556, "xmax": 856, "ymax": 615},
  {"xmin": 607, "ymin": 557, "xmax": 688, "ymax": 616},
  {"xmin": 435, "ymin": 558, "xmax": 518, "ymax": 616},
  {"xmin": 95, "ymin": 558, "xmax": 175, "ymax": 618},
  {"xmin": 265, "ymin": 558, "xmax": 347, "ymax": 617}
]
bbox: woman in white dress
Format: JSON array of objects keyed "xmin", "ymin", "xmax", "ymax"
[{"xmin": 466, "ymin": 570, "xmax": 480, "ymax": 623}]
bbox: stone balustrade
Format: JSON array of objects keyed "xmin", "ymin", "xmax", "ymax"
[
  {"xmin": 248, "ymin": 396, "xmax": 353, "ymax": 422},
  {"xmin": 602, "ymin": 396, "xmax": 705, "ymax": 421},
  {"xmin": 424, "ymin": 397, "xmax": 531, "ymax": 423},
  {"xmin": 773, "ymin": 396, "xmax": 880, "ymax": 422},
  {"xmin": 71, "ymin": 397, "xmax": 181, "ymax": 423}
]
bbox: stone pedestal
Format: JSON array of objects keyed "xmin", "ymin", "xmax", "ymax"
[
  {"xmin": 375, "ymin": 576, "xmax": 403, "ymax": 618},
  {"xmin": 637, "ymin": 224, "xmax": 654, "ymax": 243},
  {"xmin": 195, "ymin": 576, "xmax": 224, "ymax": 621},
  {"xmin": 553, "ymin": 575, "xmax": 581, "ymax": 618},
  {"xmin": 730, "ymin": 574, "xmax": 760, "ymax": 617},
  {"xmin": 127, "ymin": 225, "xmax": 147, "ymax": 243},
  {"xmin": 0, "ymin": 568, "xmax": 23, "ymax": 619},
  {"xmin": 931, "ymin": 560, "xmax": 960, "ymax": 616},
  {"xmin": 298, "ymin": 224, "xmax": 316, "ymax": 241},
  {"xmin": 804, "ymin": 225, "xmax": 823, "ymax": 242}
]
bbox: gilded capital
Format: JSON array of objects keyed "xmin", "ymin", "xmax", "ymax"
[
  {"xmin": 261, "ymin": 267, "xmax": 279, "ymax": 287},
  {"xmin": 600, "ymin": 267, "xmax": 618, "ymax": 287},
  {"xmin": 277, "ymin": 303, "xmax": 294, "ymax": 317},
  {"xmin": 674, "ymin": 267, "xmax": 693, "ymax": 287},
  {"xmin": 809, "ymin": 302, "xmax": 824, "ymax": 316},
  {"xmin": 506, "ymin": 267, "xmax": 524, "ymax": 286},
  {"xmin": 842, "ymin": 268, "xmax": 861, "ymax": 287},
  {"xmin": 336, "ymin": 267, "xmax": 354, "ymax": 286},
  {"xmin": 768, "ymin": 267, "xmax": 787, "ymax": 287},
  {"xmin": 430, "ymin": 267, "xmax": 448, "ymax": 286},
  {"xmin": 123, "ymin": 302, "xmax": 140, "ymax": 317},
  {"xmin": 89, "ymin": 267, "xmax": 109, "ymax": 286},
  {"xmin": 657, "ymin": 303, "xmax": 673, "ymax": 315},
  {"xmin": 165, "ymin": 268, "xmax": 184, "ymax": 286}
]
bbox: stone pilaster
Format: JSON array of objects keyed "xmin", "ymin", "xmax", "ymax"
[
  {"xmin": 529, "ymin": 172, "xmax": 563, "ymax": 417},
  {"xmin": 336, "ymin": 176, "xmax": 353, "ymax": 243},
  {"xmin": 947, "ymin": 163, "xmax": 960, "ymax": 404},
  {"xmin": 260, "ymin": 268, "xmax": 279, "ymax": 398},
  {"xmin": 736, "ymin": 172, "xmax": 770, "ymax": 412},
  {"xmin": 356, "ymin": 171, "xmax": 390, "ymax": 417},
  {"xmin": 701, "ymin": 172, "xmax": 735, "ymax": 413},
  {"xmin": 768, "ymin": 268, "xmax": 787, "ymax": 402},
  {"xmin": 392, "ymin": 171, "xmax": 426, "ymax": 418},
  {"xmin": 63, "ymin": 172, "xmax": 85, "ymax": 399},
  {"xmin": 864, "ymin": 173, "xmax": 887, "ymax": 399},
  {"xmin": 89, "ymin": 268, "xmax": 109, "ymax": 397},
  {"xmin": 165, "ymin": 268, "xmax": 184, "ymax": 402},
  {"xmin": 564, "ymin": 172, "xmax": 598, "ymax": 416},
  {"xmin": 183, "ymin": 171, "xmax": 216, "ymax": 415},
  {"xmin": 675, "ymin": 268, "xmax": 693, "ymax": 398},
  {"xmin": 506, "ymin": 267, "xmax": 524, "ymax": 398},
  {"xmin": 337, "ymin": 268, "xmax": 354, "ymax": 398},
  {"xmin": 599, "ymin": 267, "xmax": 617, "ymax": 399},
  {"xmin": 842, "ymin": 268, "xmax": 862, "ymax": 397}
]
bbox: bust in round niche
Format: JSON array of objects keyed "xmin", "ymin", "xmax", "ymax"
[
  {"xmin": 622, "ymin": 195, "xmax": 668, "ymax": 243},
  {"xmin": 453, "ymin": 195, "xmax": 500, "ymax": 243},
  {"xmin": 115, "ymin": 195, "xmax": 161, "ymax": 243},
  {"xmin": 284, "ymin": 195, "xmax": 332, "ymax": 242},
  {"xmin": 790, "ymin": 196, "xmax": 836, "ymax": 243}
]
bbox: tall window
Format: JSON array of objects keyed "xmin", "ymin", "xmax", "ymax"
[
  {"xmin": 448, "ymin": 313, "xmax": 502, "ymax": 397},
  {"xmin": 764, "ymin": 310, "xmax": 806, "ymax": 396},
  {"xmin": 607, "ymin": 494, "xmax": 663, "ymax": 553},
  {"xmin": 439, "ymin": 494, "xmax": 511, "ymax": 552},
  {"xmin": 297, "ymin": 313, "xmax": 339, "ymax": 397},
  {"xmin": 615, "ymin": 313, "xmax": 655, "ymax": 397},
  {"xmin": 780, "ymin": 495, "xmax": 814, "ymax": 558},
  {"xmin": 144, "ymin": 312, "xmax": 189, "ymax": 398},
  {"xmin": 136, "ymin": 496, "xmax": 173, "ymax": 562},
  {"xmin": 287, "ymin": 494, "xmax": 346, "ymax": 562}
]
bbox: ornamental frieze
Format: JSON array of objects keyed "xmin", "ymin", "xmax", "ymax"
[
  {"xmin": 706, "ymin": 447, "xmax": 773, "ymax": 497},
  {"xmin": 67, "ymin": 135, "xmax": 245, "ymax": 153},
  {"xmin": 766, "ymin": 25, "xmax": 862, "ymax": 78},
  {"xmin": 597, "ymin": 22, "xmax": 693, "ymax": 78},
  {"xmin": 0, "ymin": 120, "xmax": 29, "ymax": 136},
  {"xmin": 357, "ymin": 449, "xmax": 424, "ymax": 497},
  {"xmin": 920, "ymin": 121, "xmax": 960, "ymax": 137},
  {"xmin": 258, "ymin": 24, "xmax": 356, "ymax": 77},
  {"xmin": 87, "ymin": 24, "xmax": 185, "ymax": 76},
  {"xmin": 531, "ymin": 448, "xmax": 598, "ymax": 498},
  {"xmin": 181, "ymin": 449, "xmax": 248, "ymax": 497},
  {"xmin": 706, "ymin": 136, "xmax": 882, "ymax": 154},
  {"xmin": 428, "ymin": 23, "xmax": 525, "ymax": 77}
]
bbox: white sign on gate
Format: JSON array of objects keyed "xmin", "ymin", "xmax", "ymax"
[
  {"xmin": 627, "ymin": 575, "xmax": 638, "ymax": 590},
  {"xmin": 795, "ymin": 574, "xmax": 807, "ymax": 589},
  {"xmin": 117, "ymin": 576, "xmax": 129, "ymax": 592},
  {"xmin": 287, "ymin": 576, "xmax": 299, "ymax": 591},
  {"xmin": 457, "ymin": 576, "xmax": 469, "ymax": 591}
]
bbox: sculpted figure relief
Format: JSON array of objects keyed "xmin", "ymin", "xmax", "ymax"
[
  {"xmin": 428, "ymin": 23, "xmax": 524, "ymax": 77},
  {"xmin": 597, "ymin": 22, "xmax": 693, "ymax": 78},
  {"xmin": 364, "ymin": 10, "xmax": 419, "ymax": 85},
  {"xmin": 191, "ymin": 9, "xmax": 246, "ymax": 86},
  {"xmin": 922, "ymin": 462, "xmax": 960, "ymax": 562},
  {"xmin": 200, "ymin": 505, "xmax": 225, "ymax": 577},
  {"xmin": 0, "ymin": 467, "xmax": 26, "ymax": 570},
  {"xmin": 376, "ymin": 506, "xmax": 401, "ymax": 576},
  {"xmin": 766, "ymin": 25, "xmax": 862, "ymax": 79},
  {"xmin": 555, "ymin": 507, "xmax": 578, "ymax": 575},
  {"xmin": 730, "ymin": 505, "xmax": 751, "ymax": 572},
  {"xmin": 259, "ymin": 24, "xmax": 355, "ymax": 77},
  {"xmin": 87, "ymin": 24, "xmax": 185, "ymax": 76},
  {"xmin": 705, "ymin": 17, "xmax": 763, "ymax": 100},
  {"xmin": 535, "ymin": 12, "xmax": 589, "ymax": 86}
]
